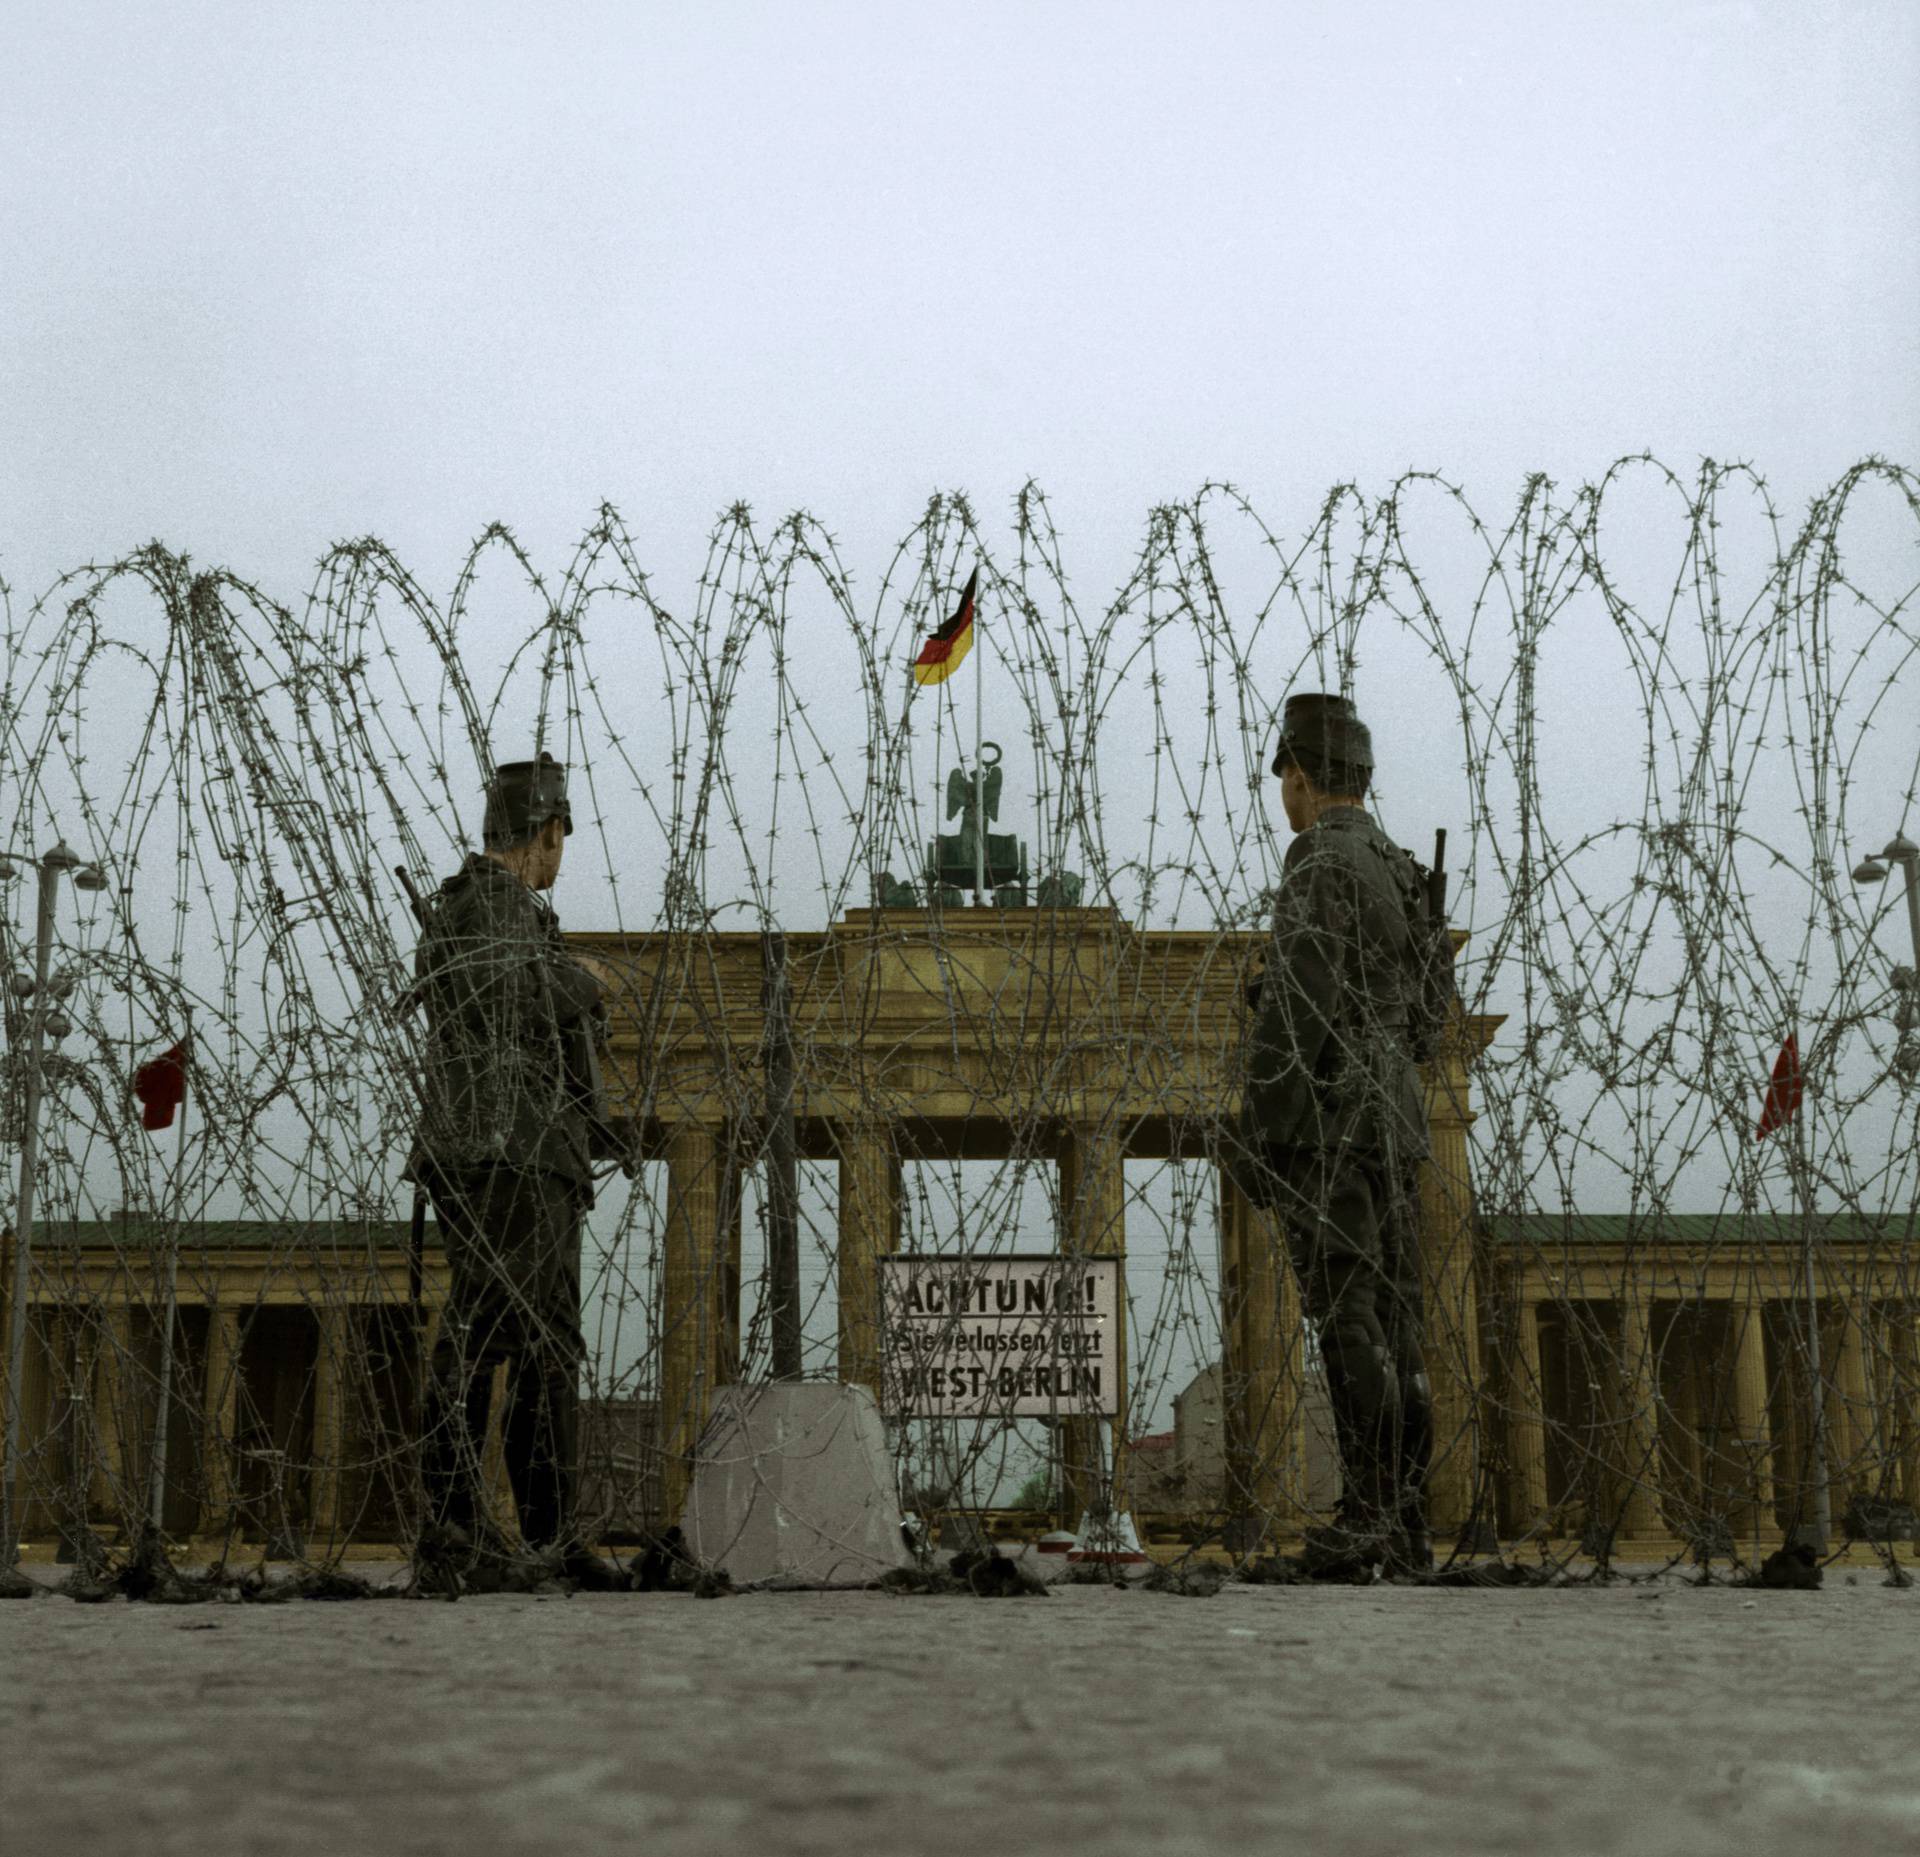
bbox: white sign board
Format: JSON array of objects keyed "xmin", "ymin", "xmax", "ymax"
[{"xmin": 878, "ymin": 1254, "xmax": 1120, "ymax": 1419}]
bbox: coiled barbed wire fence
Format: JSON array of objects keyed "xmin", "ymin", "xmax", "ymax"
[{"xmin": 1, "ymin": 457, "xmax": 1917, "ymax": 1583}]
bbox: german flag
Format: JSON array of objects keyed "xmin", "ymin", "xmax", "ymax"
[{"xmin": 910, "ymin": 568, "xmax": 977, "ymax": 686}]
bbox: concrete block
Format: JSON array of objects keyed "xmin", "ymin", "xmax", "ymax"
[{"xmin": 680, "ymin": 1383, "xmax": 911, "ymax": 1588}]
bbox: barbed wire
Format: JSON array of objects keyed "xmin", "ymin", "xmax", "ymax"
[{"xmin": 1, "ymin": 455, "xmax": 1917, "ymax": 1590}]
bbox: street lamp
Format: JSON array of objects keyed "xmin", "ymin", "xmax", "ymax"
[
  {"xmin": 1852, "ymin": 832, "xmax": 1920, "ymax": 1079},
  {"xmin": 1851, "ymin": 832, "xmax": 1919, "ymax": 942},
  {"xmin": 1, "ymin": 842, "xmax": 108, "ymax": 1581}
]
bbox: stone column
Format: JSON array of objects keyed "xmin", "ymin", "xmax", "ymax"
[
  {"xmin": 1772, "ymin": 1303, "xmax": 1823, "ymax": 1536},
  {"xmin": 1663, "ymin": 1314, "xmax": 1705, "ymax": 1531},
  {"xmin": 1868, "ymin": 1301, "xmax": 1906, "ymax": 1501},
  {"xmin": 713, "ymin": 1155, "xmax": 744, "ymax": 1391},
  {"xmin": 836, "ymin": 1123, "xmax": 897, "ymax": 1395},
  {"xmin": 1890, "ymin": 1303, "xmax": 1920, "ymax": 1513},
  {"xmin": 1, "ymin": 1309, "xmax": 19, "ymax": 1529},
  {"xmin": 660, "ymin": 1122, "xmax": 727, "ymax": 1522},
  {"xmin": 1415, "ymin": 1049, "xmax": 1484, "ymax": 1539},
  {"xmin": 1505, "ymin": 1298, "xmax": 1550, "ymax": 1533},
  {"xmin": 1895, "ymin": 1302, "xmax": 1920, "ymax": 1512},
  {"xmin": 90, "ymin": 1304, "xmax": 134, "ymax": 1526},
  {"xmin": 198, "ymin": 1305, "xmax": 243, "ymax": 1536},
  {"xmin": 1217, "ymin": 1175, "xmax": 1251, "ymax": 1524},
  {"xmin": 8, "ymin": 1301, "xmax": 60, "ymax": 1540},
  {"xmin": 1830, "ymin": 1301, "xmax": 1875, "ymax": 1506},
  {"xmin": 1726, "ymin": 1295, "xmax": 1776, "ymax": 1535},
  {"xmin": 67, "ymin": 1307, "xmax": 99, "ymax": 1519},
  {"xmin": 1218, "ymin": 1173, "xmax": 1305, "ymax": 1544},
  {"xmin": 310, "ymin": 1303, "xmax": 350, "ymax": 1542},
  {"xmin": 1616, "ymin": 1290, "xmax": 1662, "ymax": 1537},
  {"xmin": 1059, "ymin": 1121, "xmax": 1127, "ymax": 1521}
]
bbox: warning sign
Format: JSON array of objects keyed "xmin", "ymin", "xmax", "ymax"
[{"xmin": 878, "ymin": 1254, "xmax": 1120, "ymax": 1418}]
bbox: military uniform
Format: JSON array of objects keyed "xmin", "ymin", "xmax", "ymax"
[
  {"xmin": 411, "ymin": 757, "xmax": 604, "ymax": 1563},
  {"xmin": 1235, "ymin": 696, "xmax": 1453, "ymax": 1571}
]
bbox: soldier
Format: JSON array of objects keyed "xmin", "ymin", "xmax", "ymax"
[
  {"xmin": 1236, "ymin": 694, "xmax": 1454, "ymax": 1577},
  {"xmin": 409, "ymin": 752, "xmax": 623, "ymax": 1592}
]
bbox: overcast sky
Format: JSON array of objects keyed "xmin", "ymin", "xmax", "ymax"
[
  {"xmin": 4, "ymin": 4, "xmax": 1917, "ymax": 1442},
  {"xmin": 3, "ymin": 0, "xmax": 1915, "ymax": 607}
]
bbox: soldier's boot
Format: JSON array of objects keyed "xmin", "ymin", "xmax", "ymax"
[
  {"xmin": 417, "ymin": 1341, "xmax": 499, "ymax": 1585},
  {"xmin": 1384, "ymin": 1367, "xmax": 1435, "ymax": 1576},
  {"xmin": 412, "ymin": 1518, "xmax": 483, "ymax": 1596},
  {"xmin": 415, "ymin": 1354, "xmax": 525, "ymax": 1595},
  {"xmin": 502, "ymin": 1353, "xmax": 617, "ymax": 1588},
  {"xmin": 549, "ymin": 1541, "xmax": 629, "ymax": 1592},
  {"xmin": 1301, "ymin": 1503, "xmax": 1393, "ymax": 1579},
  {"xmin": 1302, "ymin": 1329, "xmax": 1401, "ymax": 1579},
  {"xmin": 417, "ymin": 1517, "xmax": 566, "ymax": 1594}
]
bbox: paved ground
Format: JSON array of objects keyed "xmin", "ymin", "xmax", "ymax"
[{"xmin": 4, "ymin": 1562, "xmax": 1919, "ymax": 1857}]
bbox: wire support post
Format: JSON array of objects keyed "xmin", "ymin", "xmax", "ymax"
[
  {"xmin": 761, "ymin": 930, "xmax": 801, "ymax": 1382},
  {"xmin": 144, "ymin": 1004, "xmax": 193, "ymax": 1539},
  {"xmin": 1790, "ymin": 1098, "xmax": 1834, "ymax": 1556}
]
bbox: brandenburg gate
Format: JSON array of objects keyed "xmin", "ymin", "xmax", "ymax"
[{"xmin": 579, "ymin": 904, "xmax": 1503, "ymax": 1538}]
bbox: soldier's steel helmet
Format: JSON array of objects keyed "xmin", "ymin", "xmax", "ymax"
[
  {"xmin": 483, "ymin": 752, "xmax": 573, "ymax": 845},
  {"xmin": 1269, "ymin": 693, "xmax": 1375, "ymax": 779}
]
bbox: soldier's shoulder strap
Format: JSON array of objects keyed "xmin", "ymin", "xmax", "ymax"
[
  {"xmin": 423, "ymin": 860, "xmax": 538, "ymax": 959},
  {"xmin": 430, "ymin": 852, "xmax": 491, "ymax": 902},
  {"xmin": 421, "ymin": 866, "xmax": 479, "ymax": 936},
  {"xmin": 1343, "ymin": 817, "xmax": 1425, "ymax": 915}
]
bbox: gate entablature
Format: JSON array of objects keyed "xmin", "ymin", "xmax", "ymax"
[{"xmin": 582, "ymin": 906, "xmax": 1280, "ymax": 1143}]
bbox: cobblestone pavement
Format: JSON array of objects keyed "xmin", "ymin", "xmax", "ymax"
[{"xmin": 4, "ymin": 1566, "xmax": 1918, "ymax": 1856}]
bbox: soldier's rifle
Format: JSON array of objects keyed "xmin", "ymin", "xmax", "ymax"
[{"xmin": 1417, "ymin": 829, "xmax": 1459, "ymax": 1063}]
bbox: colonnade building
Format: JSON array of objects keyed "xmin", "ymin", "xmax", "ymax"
[{"xmin": 3, "ymin": 906, "xmax": 1915, "ymax": 1552}]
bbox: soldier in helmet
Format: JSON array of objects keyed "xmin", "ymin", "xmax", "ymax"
[
  {"xmin": 409, "ymin": 752, "xmax": 623, "ymax": 1591},
  {"xmin": 1236, "ymin": 694, "xmax": 1454, "ymax": 1577}
]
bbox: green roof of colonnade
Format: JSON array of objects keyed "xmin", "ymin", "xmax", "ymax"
[
  {"xmin": 3, "ymin": 1219, "xmax": 425, "ymax": 1251},
  {"xmin": 1485, "ymin": 1212, "xmax": 1919, "ymax": 1248}
]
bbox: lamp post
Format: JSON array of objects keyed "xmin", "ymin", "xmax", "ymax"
[
  {"xmin": 1, "ymin": 843, "xmax": 108, "ymax": 1573},
  {"xmin": 1850, "ymin": 832, "xmax": 1920, "ymax": 1545},
  {"xmin": 1852, "ymin": 833, "xmax": 1920, "ymax": 1078}
]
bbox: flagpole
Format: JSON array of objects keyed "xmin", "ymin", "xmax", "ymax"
[
  {"xmin": 1790, "ymin": 1080, "xmax": 1833, "ymax": 1552},
  {"xmin": 0, "ymin": 849, "xmax": 67, "ymax": 1571},
  {"xmin": 973, "ymin": 566, "xmax": 986, "ymax": 903},
  {"xmin": 145, "ymin": 1006, "xmax": 190, "ymax": 1538}
]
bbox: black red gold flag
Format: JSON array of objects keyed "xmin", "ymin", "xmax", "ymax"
[{"xmin": 910, "ymin": 568, "xmax": 977, "ymax": 687}]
